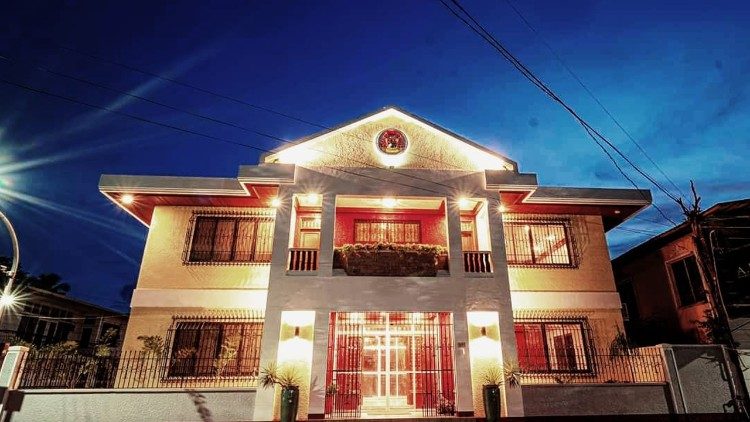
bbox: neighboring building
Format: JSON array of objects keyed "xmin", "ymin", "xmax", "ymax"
[
  {"xmin": 612, "ymin": 199, "xmax": 750, "ymax": 347},
  {"xmin": 99, "ymin": 107, "xmax": 654, "ymax": 418},
  {"xmin": 0, "ymin": 287, "xmax": 128, "ymax": 349}
]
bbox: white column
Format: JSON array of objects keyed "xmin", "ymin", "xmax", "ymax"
[
  {"xmin": 317, "ymin": 193, "xmax": 336, "ymax": 277},
  {"xmin": 446, "ymin": 197, "xmax": 464, "ymax": 277},
  {"xmin": 452, "ymin": 311, "xmax": 474, "ymax": 414},
  {"xmin": 307, "ymin": 310, "xmax": 331, "ymax": 417}
]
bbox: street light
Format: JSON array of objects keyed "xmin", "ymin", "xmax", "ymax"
[{"xmin": 0, "ymin": 209, "xmax": 20, "ymax": 325}]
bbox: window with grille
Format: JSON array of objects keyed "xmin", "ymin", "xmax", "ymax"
[
  {"xmin": 187, "ymin": 215, "xmax": 274, "ymax": 263},
  {"xmin": 354, "ymin": 220, "xmax": 420, "ymax": 243},
  {"xmin": 167, "ymin": 319, "xmax": 263, "ymax": 377},
  {"xmin": 514, "ymin": 319, "xmax": 591, "ymax": 373},
  {"xmin": 669, "ymin": 255, "xmax": 706, "ymax": 307},
  {"xmin": 503, "ymin": 220, "xmax": 574, "ymax": 267}
]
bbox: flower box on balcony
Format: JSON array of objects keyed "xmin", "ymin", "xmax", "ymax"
[{"xmin": 336, "ymin": 243, "xmax": 448, "ymax": 277}]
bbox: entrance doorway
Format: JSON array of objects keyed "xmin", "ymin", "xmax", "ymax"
[{"xmin": 325, "ymin": 312, "xmax": 456, "ymax": 419}]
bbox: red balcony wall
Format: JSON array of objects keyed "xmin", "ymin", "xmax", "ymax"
[{"xmin": 334, "ymin": 210, "xmax": 447, "ymax": 247}]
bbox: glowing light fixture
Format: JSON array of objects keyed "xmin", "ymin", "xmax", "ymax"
[
  {"xmin": 498, "ymin": 204, "xmax": 507, "ymax": 213},
  {"xmin": 270, "ymin": 197, "xmax": 281, "ymax": 207},
  {"xmin": 614, "ymin": 209, "xmax": 621, "ymax": 215},
  {"xmin": 120, "ymin": 193, "xmax": 135, "ymax": 205},
  {"xmin": 0, "ymin": 292, "xmax": 16, "ymax": 307},
  {"xmin": 458, "ymin": 198, "xmax": 470, "ymax": 208},
  {"xmin": 382, "ymin": 197, "xmax": 397, "ymax": 208}
]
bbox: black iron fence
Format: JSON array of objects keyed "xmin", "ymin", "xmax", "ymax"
[
  {"xmin": 19, "ymin": 350, "xmax": 259, "ymax": 389},
  {"xmin": 518, "ymin": 346, "xmax": 665, "ymax": 384}
]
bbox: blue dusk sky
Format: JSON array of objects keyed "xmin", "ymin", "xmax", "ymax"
[{"xmin": 0, "ymin": 0, "xmax": 748, "ymax": 311}]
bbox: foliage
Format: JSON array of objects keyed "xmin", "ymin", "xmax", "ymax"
[
  {"xmin": 214, "ymin": 333, "xmax": 240, "ymax": 376},
  {"xmin": 436, "ymin": 393, "xmax": 456, "ymax": 415},
  {"xmin": 609, "ymin": 327, "xmax": 633, "ymax": 357},
  {"xmin": 325, "ymin": 382, "xmax": 338, "ymax": 396},
  {"xmin": 694, "ymin": 309, "xmax": 737, "ymax": 347},
  {"xmin": 0, "ymin": 256, "xmax": 71, "ymax": 294},
  {"xmin": 39, "ymin": 340, "xmax": 79, "ymax": 356},
  {"xmin": 481, "ymin": 360, "xmax": 521, "ymax": 388},
  {"xmin": 6, "ymin": 336, "xmax": 37, "ymax": 352},
  {"xmin": 137, "ymin": 335, "xmax": 165, "ymax": 354},
  {"xmin": 338, "ymin": 242, "xmax": 447, "ymax": 255},
  {"xmin": 259, "ymin": 362, "xmax": 303, "ymax": 389}
]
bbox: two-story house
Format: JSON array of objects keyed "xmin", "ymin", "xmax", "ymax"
[{"xmin": 99, "ymin": 107, "xmax": 652, "ymax": 419}]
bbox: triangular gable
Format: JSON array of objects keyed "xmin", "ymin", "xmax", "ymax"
[{"xmin": 261, "ymin": 107, "xmax": 516, "ymax": 171}]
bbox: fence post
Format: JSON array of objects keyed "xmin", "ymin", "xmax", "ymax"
[
  {"xmin": 659, "ymin": 344, "xmax": 687, "ymax": 414},
  {"xmin": 0, "ymin": 346, "xmax": 29, "ymax": 415}
]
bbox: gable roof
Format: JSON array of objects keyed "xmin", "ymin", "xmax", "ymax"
[{"xmin": 260, "ymin": 106, "xmax": 518, "ymax": 170}]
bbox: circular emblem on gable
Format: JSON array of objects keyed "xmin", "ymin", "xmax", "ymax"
[{"xmin": 376, "ymin": 129, "xmax": 408, "ymax": 155}]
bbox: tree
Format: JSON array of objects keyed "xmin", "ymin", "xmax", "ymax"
[{"xmin": 0, "ymin": 256, "xmax": 71, "ymax": 295}]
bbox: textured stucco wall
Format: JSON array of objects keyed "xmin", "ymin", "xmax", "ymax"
[
  {"xmin": 508, "ymin": 215, "xmax": 617, "ymax": 292},
  {"xmin": 521, "ymin": 384, "xmax": 672, "ymax": 416},
  {"xmin": 333, "ymin": 209, "xmax": 447, "ymax": 246},
  {"xmin": 665, "ymin": 345, "xmax": 736, "ymax": 414},
  {"xmin": 7, "ymin": 389, "xmax": 256, "ymax": 422},
  {"xmin": 137, "ymin": 206, "xmax": 272, "ymax": 290},
  {"xmin": 264, "ymin": 113, "xmax": 511, "ymax": 171}
]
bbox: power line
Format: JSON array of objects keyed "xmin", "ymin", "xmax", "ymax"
[
  {"xmin": 0, "ymin": 76, "xmax": 455, "ymax": 197},
  {"xmin": 50, "ymin": 44, "xmax": 479, "ymax": 173},
  {"xmin": 438, "ymin": 0, "xmax": 680, "ymax": 225},
  {"xmin": 0, "ymin": 52, "xmax": 488, "ymax": 197},
  {"xmin": 503, "ymin": 0, "xmax": 687, "ymax": 199}
]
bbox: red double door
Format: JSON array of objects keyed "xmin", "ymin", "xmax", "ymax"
[{"xmin": 324, "ymin": 312, "xmax": 455, "ymax": 418}]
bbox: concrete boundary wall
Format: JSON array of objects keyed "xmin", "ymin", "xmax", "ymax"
[
  {"xmin": 4, "ymin": 388, "xmax": 256, "ymax": 422},
  {"xmin": 521, "ymin": 384, "xmax": 673, "ymax": 416}
]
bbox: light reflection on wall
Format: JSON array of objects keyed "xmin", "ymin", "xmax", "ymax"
[
  {"xmin": 467, "ymin": 311, "xmax": 502, "ymax": 417},
  {"xmin": 275, "ymin": 310, "xmax": 315, "ymax": 420}
]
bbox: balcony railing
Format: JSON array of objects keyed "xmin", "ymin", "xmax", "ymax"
[
  {"xmin": 463, "ymin": 251, "xmax": 492, "ymax": 273},
  {"xmin": 288, "ymin": 248, "xmax": 319, "ymax": 271}
]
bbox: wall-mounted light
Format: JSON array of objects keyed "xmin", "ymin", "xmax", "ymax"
[
  {"xmin": 614, "ymin": 209, "xmax": 621, "ymax": 215},
  {"xmin": 270, "ymin": 197, "xmax": 281, "ymax": 207},
  {"xmin": 120, "ymin": 193, "xmax": 135, "ymax": 205},
  {"xmin": 458, "ymin": 197, "xmax": 470, "ymax": 208},
  {"xmin": 382, "ymin": 197, "xmax": 397, "ymax": 208},
  {"xmin": 480, "ymin": 326, "xmax": 487, "ymax": 337},
  {"xmin": 498, "ymin": 204, "xmax": 507, "ymax": 213}
]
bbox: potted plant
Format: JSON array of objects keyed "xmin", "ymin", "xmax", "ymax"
[
  {"xmin": 260, "ymin": 363, "xmax": 303, "ymax": 422},
  {"xmin": 481, "ymin": 361, "xmax": 521, "ymax": 422}
]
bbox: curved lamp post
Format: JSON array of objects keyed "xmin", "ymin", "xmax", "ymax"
[{"xmin": 0, "ymin": 209, "xmax": 20, "ymax": 323}]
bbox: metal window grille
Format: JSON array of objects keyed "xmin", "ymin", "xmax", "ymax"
[
  {"xmin": 503, "ymin": 216, "xmax": 578, "ymax": 268},
  {"xmin": 184, "ymin": 213, "xmax": 274, "ymax": 264},
  {"xmin": 164, "ymin": 313, "xmax": 264, "ymax": 378},
  {"xmin": 325, "ymin": 312, "xmax": 456, "ymax": 419},
  {"xmin": 514, "ymin": 317, "xmax": 594, "ymax": 374},
  {"xmin": 354, "ymin": 220, "xmax": 421, "ymax": 244}
]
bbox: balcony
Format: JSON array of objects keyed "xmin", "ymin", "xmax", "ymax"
[
  {"xmin": 286, "ymin": 194, "xmax": 322, "ymax": 273},
  {"xmin": 332, "ymin": 195, "xmax": 449, "ymax": 277},
  {"xmin": 460, "ymin": 198, "xmax": 493, "ymax": 274}
]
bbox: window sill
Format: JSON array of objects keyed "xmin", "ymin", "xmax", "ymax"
[{"xmin": 286, "ymin": 270, "xmax": 318, "ymax": 276}]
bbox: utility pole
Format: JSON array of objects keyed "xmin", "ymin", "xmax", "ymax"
[{"xmin": 0, "ymin": 209, "xmax": 20, "ymax": 326}]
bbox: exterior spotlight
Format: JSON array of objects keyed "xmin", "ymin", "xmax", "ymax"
[
  {"xmin": 480, "ymin": 326, "xmax": 487, "ymax": 337},
  {"xmin": 382, "ymin": 197, "xmax": 397, "ymax": 208},
  {"xmin": 498, "ymin": 204, "xmax": 507, "ymax": 213},
  {"xmin": 305, "ymin": 193, "xmax": 320, "ymax": 205},
  {"xmin": 294, "ymin": 326, "xmax": 300, "ymax": 337},
  {"xmin": 270, "ymin": 198, "xmax": 281, "ymax": 207},
  {"xmin": 458, "ymin": 198, "xmax": 470, "ymax": 208},
  {"xmin": 120, "ymin": 193, "xmax": 135, "ymax": 205},
  {"xmin": 614, "ymin": 209, "xmax": 621, "ymax": 215}
]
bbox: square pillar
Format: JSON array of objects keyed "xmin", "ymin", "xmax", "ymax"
[
  {"xmin": 317, "ymin": 194, "xmax": 336, "ymax": 277},
  {"xmin": 306, "ymin": 310, "xmax": 332, "ymax": 418},
  {"xmin": 452, "ymin": 311, "xmax": 475, "ymax": 415},
  {"xmin": 446, "ymin": 197, "xmax": 465, "ymax": 277}
]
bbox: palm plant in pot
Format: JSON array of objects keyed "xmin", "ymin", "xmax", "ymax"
[
  {"xmin": 481, "ymin": 361, "xmax": 521, "ymax": 422},
  {"xmin": 260, "ymin": 363, "xmax": 304, "ymax": 422}
]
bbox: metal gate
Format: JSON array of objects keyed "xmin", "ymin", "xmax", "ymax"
[{"xmin": 324, "ymin": 312, "xmax": 455, "ymax": 418}]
